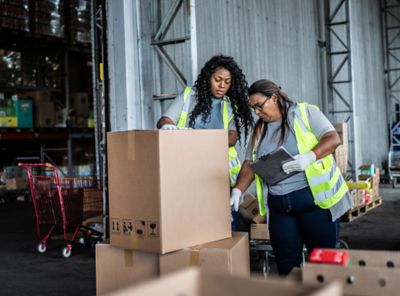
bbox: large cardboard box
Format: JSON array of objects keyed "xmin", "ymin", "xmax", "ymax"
[
  {"xmin": 35, "ymin": 101, "xmax": 55, "ymax": 127},
  {"xmin": 348, "ymin": 249, "xmax": 400, "ymax": 268},
  {"xmin": 107, "ymin": 130, "xmax": 231, "ymax": 254},
  {"xmin": 95, "ymin": 244, "xmax": 159, "ymax": 296},
  {"xmin": 108, "ymin": 267, "xmax": 342, "ymax": 296},
  {"xmin": 303, "ymin": 263, "xmax": 399, "ymax": 296},
  {"xmin": 71, "ymin": 92, "xmax": 90, "ymax": 117},
  {"xmin": 24, "ymin": 91, "xmax": 51, "ymax": 105},
  {"xmin": 251, "ymin": 223, "xmax": 270, "ymax": 240},
  {"xmin": 302, "ymin": 249, "xmax": 400, "ymax": 296},
  {"xmin": 6, "ymin": 177, "xmax": 28, "ymax": 190},
  {"xmin": 239, "ymin": 194, "xmax": 259, "ymax": 221},
  {"xmin": 160, "ymin": 232, "xmax": 249, "ymax": 277}
]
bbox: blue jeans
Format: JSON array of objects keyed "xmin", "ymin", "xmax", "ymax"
[
  {"xmin": 268, "ymin": 186, "xmax": 339, "ymax": 275},
  {"xmin": 231, "ymin": 211, "xmax": 239, "ymax": 231}
]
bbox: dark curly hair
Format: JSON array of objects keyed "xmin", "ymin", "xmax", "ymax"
[{"xmin": 188, "ymin": 55, "xmax": 254, "ymax": 143}]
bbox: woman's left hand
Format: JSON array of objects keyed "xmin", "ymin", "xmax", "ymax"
[{"xmin": 282, "ymin": 151, "xmax": 316, "ymax": 174}]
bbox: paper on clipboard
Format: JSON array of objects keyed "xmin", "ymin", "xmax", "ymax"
[{"xmin": 249, "ymin": 146, "xmax": 297, "ymax": 185}]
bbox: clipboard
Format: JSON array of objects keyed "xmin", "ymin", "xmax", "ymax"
[{"xmin": 250, "ymin": 146, "xmax": 297, "ymax": 185}]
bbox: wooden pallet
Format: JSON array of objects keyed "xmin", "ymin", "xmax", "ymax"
[{"xmin": 341, "ymin": 197, "xmax": 382, "ymax": 223}]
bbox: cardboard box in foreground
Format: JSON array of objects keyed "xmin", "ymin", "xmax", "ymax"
[
  {"xmin": 303, "ymin": 249, "xmax": 400, "ymax": 296},
  {"xmin": 107, "ymin": 130, "xmax": 231, "ymax": 254},
  {"xmin": 95, "ymin": 244, "xmax": 159, "ymax": 296},
  {"xmin": 108, "ymin": 267, "xmax": 342, "ymax": 296},
  {"xmin": 251, "ymin": 223, "xmax": 270, "ymax": 240},
  {"xmin": 160, "ymin": 232, "xmax": 249, "ymax": 277}
]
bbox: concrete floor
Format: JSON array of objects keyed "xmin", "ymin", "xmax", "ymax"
[{"xmin": 0, "ymin": 184, "xmax": 399, "ymax": 296}]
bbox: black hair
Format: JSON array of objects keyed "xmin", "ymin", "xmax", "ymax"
[
  {"xmin": 248, "ymin": 79, "xmax": 294, "ymax": 149},
  {"xmin": 188, "ymin": 55, "xmax": 254, "ymax": 142}
]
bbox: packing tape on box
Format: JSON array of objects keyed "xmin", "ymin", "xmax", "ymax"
[
  {"xmin": 124, "ymin": 250, "xmax": 134, "ymax": 267},
  {"xmin": 127, "ymin": 133, "xmax": 136, "ymax": 161},
  {"xmin": 190, "ymin": 249, "xmax": 200, "ymax": 266},
  {"xmin": 131, "ymin": 230, "xmax": 140, "ymax": 249}
]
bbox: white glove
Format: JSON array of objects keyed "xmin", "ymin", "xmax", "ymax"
[
  {"xmin": 282, "ymin": 151, "xmax": 316, "ymax": 174},
  {"xmin": 230, "ymin": 188, "xmax": 242, "ymax": 212},
  {"xmin": 161, "ymin": 124, "xmax": 177, "ymax": 130}
]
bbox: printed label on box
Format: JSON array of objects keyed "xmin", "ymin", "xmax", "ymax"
[
  {"xmin": 110, "ymin": 218, "xmax": 121, "ymax": 234},
  {"xmin": 122, "ymin": 219, "xmax": 133, "ymax": 235},
  {"xmin": 135, "ymin": 220, "xmax": 146, "ymax": 238},
  {"xmin": 147, "ymin": 221, "xmax": 159, "ymax": 238}
]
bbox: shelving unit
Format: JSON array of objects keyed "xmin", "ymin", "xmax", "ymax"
[{"xmin": 0, "ymin": 0, "xmax": 96, "ymax": 178}]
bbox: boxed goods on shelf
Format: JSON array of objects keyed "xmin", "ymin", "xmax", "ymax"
[
  {"xmin": 68, "ymin": 0, "xmax": 91, "ymax": 44},
  {"xmin": 0, "ymin": 0, "xmax": 29, "ymax": 32},
  {"xmin": 30, "ymin": 0, "xmax": 65, "ymax": 38}
]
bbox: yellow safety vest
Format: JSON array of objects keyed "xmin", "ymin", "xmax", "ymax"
[
  {"xmin": 254, "ymin": 102, "xmax": 348, "ymax": 216},
  {"xmin": 177, "ymin": 86, "xmax": 241, "ymax": 187}
]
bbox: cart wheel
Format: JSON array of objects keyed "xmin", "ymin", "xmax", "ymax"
[
  {"xmin": 336, "ymin": 239, "xmax": 349, "ymax": 249},
  {"xmin": 78, "ymin": 237, "xmax": 86, "ymax": 246},
  {"xmin": 37, "ymin": 242, "xmax": 46, "ymax": 254},
  {"xmin": 62, "ymin": 246, "xmax": 72, "ymax": 258}
]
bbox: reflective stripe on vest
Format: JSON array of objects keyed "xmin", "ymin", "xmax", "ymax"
[
  {"xmin": 293, "ymin": 102, "xmax": 348, "ymax": 209},
  {"xmin": 253, "ymin": 148, "xmax": 267, "ymax": 217},
  {"xmin": 176, "ymin": 86, "xmax": 192, "ymax": 129},
  {"xmin": 177, "ymin": 86, "xmax": 241, "ymax": 187}
]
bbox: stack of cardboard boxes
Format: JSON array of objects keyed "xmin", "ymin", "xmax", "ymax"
[
  {"xmin": 97, "ymin": 129, "xmax": 343, "ymax": 296},
  {"xmin": 96, "ymin": 129, "xmax": 249, "ymax": 295},
  {"xmin": 347, "ymin": 165, "xmax": 381, "ymax": 207}
]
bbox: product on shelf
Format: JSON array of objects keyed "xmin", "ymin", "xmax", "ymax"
[
  {"xmin": 68, "ymin": 0, "xmax": 91, "ymax": 44},
  {"xmin": 30, "ymin": 0, "xmax": 65, "ymax": 38},
  {"xmin": 0, "ymin": 0, "xmax": 30, "ymax": 32},
  {"xmin": 0, "ymin": 49, "xmax": 22, "ymax": 87}
]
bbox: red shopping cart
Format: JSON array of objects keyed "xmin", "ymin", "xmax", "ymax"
[{"xmin": 19, "ymin": 163, "xmax": 103, "ymax": 258}]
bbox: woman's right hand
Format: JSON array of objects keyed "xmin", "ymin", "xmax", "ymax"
[{"xmin": 230, "ymin": 188, "xmax": 242, "ymax": 212}]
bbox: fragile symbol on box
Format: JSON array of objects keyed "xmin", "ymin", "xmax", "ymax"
[
  {"xmin": 122, "ymin": 219, "xmax": 133, "ymax": 235},
  {"xmin": 111, "ymin": 218, "xmax": 121, "ymax": 234},
  {"xmin": 147, "ymin": 221, "xmax": 159, "ymax": 238},
  {"xmin": 135, "ymin": 220, "xmax": 146, "ymax": 238}
]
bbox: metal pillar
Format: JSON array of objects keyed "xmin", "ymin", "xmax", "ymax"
[
  {"xmin": 91, "ymin": 0, "xmax": 108, "ymax": 236},
  {"xmin": 382, "ymin": 0, "xmax": 400, "ymax": 151},
  {"xmin": 325, "ymin": 0, "xmax": 356, "ymax": 177},
  {"xmin": 152, "ymin": 0, "xmax": 197, "ymax": 108}
]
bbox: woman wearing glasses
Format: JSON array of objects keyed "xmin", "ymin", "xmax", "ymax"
[
  {"xmin": 231, "ymin": 79, "xmax": 353, "ymax": 275},
  {"xmin": 156, "ymin": 55, "xmax": 254, "ymax": 229}
]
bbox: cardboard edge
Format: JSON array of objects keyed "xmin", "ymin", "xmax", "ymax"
[{"xmin": 156, "ymin": 132, "xmax": 164, "ymax": 254}]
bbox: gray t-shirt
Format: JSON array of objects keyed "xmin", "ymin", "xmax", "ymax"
[
  {"xmin": 163, "ymin": 88, "xmax": 236, "ymax": 130},
  {"xmin": 245, "ymin": 103, "xmax": 353, "ymax": 221}
]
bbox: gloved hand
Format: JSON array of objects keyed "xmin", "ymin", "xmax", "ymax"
[
  {"xmin": 230, "ymin": 188, "xmax": 242, "ymax": 212},
  {"xmin": 282, "ymin": 151, "xmax": 316, "ymax": 174},
  {"xmin": 161, "ymin": 124, "xmax": 177, "ymax": 130}
]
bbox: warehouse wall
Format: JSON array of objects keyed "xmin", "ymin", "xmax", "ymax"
[
  {"xmin": 195, "ymin": 0, "xmax": 323, "ymax": 106},
  {"xmin": 350, "ymin": 0, "xmax": 388, "ymax": 168},
  {"xmin": 106, "ymin": 0, "xmax": 389, "ymax": 167}
]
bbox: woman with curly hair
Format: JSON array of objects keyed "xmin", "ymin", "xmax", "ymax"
[{"xmin": 157, "ymin": 55, "xmax": 254, "ymax": 225}]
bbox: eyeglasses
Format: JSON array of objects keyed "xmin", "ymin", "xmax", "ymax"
[{"xmin": 251, "ymin": 97, "xmax": 270, "ymax": 111}]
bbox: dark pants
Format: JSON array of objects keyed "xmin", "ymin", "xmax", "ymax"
[{"xmin": 268, "ymin": 186, "xmax": 339, "ymax": 275}]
